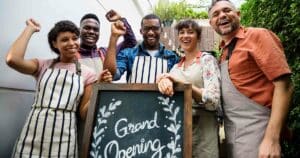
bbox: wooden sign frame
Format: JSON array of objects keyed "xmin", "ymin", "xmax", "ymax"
[{"xmin": 81, "ymin": 83, "xmax": 192, "ymax": 158}]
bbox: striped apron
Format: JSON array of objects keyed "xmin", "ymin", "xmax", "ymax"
[
  {"xmin": 220, "ymin": 60, "xmax": 270, "ymax": 158},
  {"xmin": 12, "ymin": 62, "xmax": 84, "ymax": 158},
  {"xmin": 78, "ymin": 57, "xmax": 103, "ymax": 78},
  {"xmin": 128, "ymin": 55, "xmax": 168, "ymax": 83}
]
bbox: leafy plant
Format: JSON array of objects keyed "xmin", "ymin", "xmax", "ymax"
[
  {"xmin": 153, "ymin": 0, "xmax": 208, "ymax": 26},
  {"xmin": 241, "ymin": 0, "xmax": 300, "ymax": 157}
]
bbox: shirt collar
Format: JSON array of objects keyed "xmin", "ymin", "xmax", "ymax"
[
  {"xmin": 139, "ymin": 42, "xmax": 165, "ymax": 54},
  {"xmin": 177, "ymin": 51, "xmax": 202, "ymax": 67},
  {"xmin": 79, "ymin": 47, "xmax": 98, "ymax": 57},
  {"xmin": 220, "ymin": 26, "xmax": 246, "ymax": 49}
]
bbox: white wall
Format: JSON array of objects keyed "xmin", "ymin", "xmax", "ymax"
[
  {"xmin": 0, "ymin": 0, "xmax": 152, "ymax": 156},
  {"xmin": 0, "ymin": 0, "xmax": 149, "ymax": 90}
]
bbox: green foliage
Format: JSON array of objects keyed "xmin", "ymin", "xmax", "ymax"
[
  {"xmin": 241, "ymin": 0, "xmax": 300, "ymax": 157},
  {"xmin": 153, "ymin": 0, "xmax": 208, "ymax": 26},
  {"xmin": 240, "ymin": 0, "xmax": 300, "ymax": 61}
]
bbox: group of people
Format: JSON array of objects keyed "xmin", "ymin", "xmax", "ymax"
[{"xmin": 6, "ymin": 0, "xmax": 293, "ymax": 157}]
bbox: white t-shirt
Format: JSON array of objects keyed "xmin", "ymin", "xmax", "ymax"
[{"xmin": 146, "ymin": 50, "xmax": 159, "ymax": 57}]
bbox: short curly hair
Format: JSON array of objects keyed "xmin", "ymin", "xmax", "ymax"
[
  {"xmin": 80, "ymin": 13, "xmax": 100, "ymax": 25},
  {"xmin": 141, "ymin": 14, "xmax": 162, "ymax": 27},
  {"xmin": 47, "ymin": 20, "xmax": 80, "ymax": 55},
  {"xmin": 175, "ymin": 19, "xmax": 202, "ymax": 39}
]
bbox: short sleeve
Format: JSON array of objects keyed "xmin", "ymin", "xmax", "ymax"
[
  {"xmin": 81, "ymin": 65, "xmax": 97, "ymax": 86},
  {"xmin": 33, "ymin": 59, "xmax": 52, "ymax": 80},
  {"xmin": 252, "ymin": 29, "xmax": 291, "ymax": 80}
]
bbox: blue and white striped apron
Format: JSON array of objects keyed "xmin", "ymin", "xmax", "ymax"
[{"xmin": 128, "ymin": 55, "xmax": 168, "ymax": 83}]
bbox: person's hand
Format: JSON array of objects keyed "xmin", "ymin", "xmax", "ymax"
[
  {"xmin": 98, "ymin": 69, "xmax": 113, "ymax": 83},
  {"xmin": 111, "ymin": 20, "xmax": 126, "ymax": 37},
  {"xmin": 258, "ymin": 137, "xmax": 281, "ymax": 158},
  {"xmin": 25, "ymin": 18, "xmax": 41, "ymax": 33},
  {"xmin": 106, "ymin": 9, "xmax": 122, "ymax": 22},
  {"xmin": 157, "ymin": 74, "xmax": 174, "ymax": 96}
]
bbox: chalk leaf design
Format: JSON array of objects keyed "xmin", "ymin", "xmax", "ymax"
[
  {"xmin": 90, "ymin": 99, "xmax": 122, "ymax": 158},
  {"xmin": 158, "ymin": 96, "xmax": 182, "ymax": 158}
]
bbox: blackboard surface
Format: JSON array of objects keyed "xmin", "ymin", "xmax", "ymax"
[{"xmin": 82, "ymin": 84, "xmax": 192, "ymax": 158}]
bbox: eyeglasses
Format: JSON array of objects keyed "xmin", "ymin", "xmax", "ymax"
[{"xmin": 142, "ymin": 26, "xmax": 161, "ymax": 32}]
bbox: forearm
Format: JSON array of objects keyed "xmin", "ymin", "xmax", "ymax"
[
  {"xmin": 264, "ymin": 76, "xmax": 293, "ymax": 140},
  {"xmin": 79, "ymin": 100, "xmax": 90, "ymax": 120},
  {"xmin": 6, "ymin": 26, "xmax": 37, "ymax": 74},
  {"xmin": 117, "ymin": 18, "xmax": 137, "ymax": 51},
  {"xmin": 103, "ymin": 35, "xmax": 119, "ymax": 76},
  {"xmin": 192, "ymin": 85, "xmax": 203, "ymax": 103},
  {"xmin": 79, "ymin": 85, "xmax": 93, "ymax": 120}
]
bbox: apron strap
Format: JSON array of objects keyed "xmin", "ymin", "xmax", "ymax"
[
  {"xmin": 49, "ymin": 57, "xmax": 81, "ymax": 76},
  {"xmin": 49, "ymin": 57, "xmax": 60, "ymax": 68},
  {"xmin": 74, "ymin": 59, "xmax": 81, "ymax": 76},
  {"xmin": 226, "ymin": 38, "xmax": 238, "ymax": 60}
]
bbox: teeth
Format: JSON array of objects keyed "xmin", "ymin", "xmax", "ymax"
[
  {"xmin": 67, "ymin": 48, "xmax": 77, "ymax": 51},
  {"xmin": 219, "ymin": 19, "xmax": 229, "ymax": 25},
  {"xmin": 181, "ymin": 40, "xmax": 190, "ymax": 43}
]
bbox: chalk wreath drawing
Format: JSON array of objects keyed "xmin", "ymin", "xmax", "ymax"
[
  {"xmin": 90, "ymin": 96, "xmax": 182, "ymax": 158},
  {"xmin": 158, "ymin": 96, "xmax": 182, "ymax": 158},
  {"xmin": 90, "ymin": 98, "xmax": 122, "ymax": 158}
]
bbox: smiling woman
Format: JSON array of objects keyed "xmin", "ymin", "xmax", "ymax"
[
  {"xmin": 157, "ymin": 19, "xmax": 221, "ymax": 158},
  {"xmin": 47, "ymin": 21, "xmax": 80, "ymax": 63},
  {"xmin": 52, "ymin": 32, "xmax": 79, "ymax": 62},
  {"xmin": 0, "ymin": 1, "xmax": 148, "ymax": 157},
  {"xmin": 6, "ymin": 19, "xmax": 97, "ymax": 157}
]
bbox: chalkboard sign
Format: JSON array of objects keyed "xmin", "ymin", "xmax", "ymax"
[{"xmin": 81, "ymin": 84, "xmax": 192, "ymax": 158}]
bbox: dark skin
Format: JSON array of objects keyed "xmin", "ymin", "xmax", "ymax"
[
  {"xmin": 80, "ymin": 18, "xmax": 100, "ymax": 49},
  {"xmin": 103, "ymin": 18, "xmax": 162, "ymax": 75},
  {"xmin": 140, "ymin": 19, "xmax": 162, "ymax": 50},
  {"xmin": 79, "ymin": 10, "xmax": 122, "ymax": 49}
]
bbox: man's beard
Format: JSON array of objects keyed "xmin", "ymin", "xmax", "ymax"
[{"xmin": 217, "ymin": 22, "xmax": 239, "ymax": 36}]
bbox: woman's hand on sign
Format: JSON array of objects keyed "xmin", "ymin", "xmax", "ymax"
[{"xmin": 157, "ymin": 73, "xmax": 174, "ymax": 96}]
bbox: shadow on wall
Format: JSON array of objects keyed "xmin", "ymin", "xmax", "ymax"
[{"xmin": 0, "ymin": 89, "xmax": 34, "ymax": 157}]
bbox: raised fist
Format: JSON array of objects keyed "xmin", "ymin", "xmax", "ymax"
[{"xmin": 26, "ymin": 18, "xmax": 41, "ymax": 32}]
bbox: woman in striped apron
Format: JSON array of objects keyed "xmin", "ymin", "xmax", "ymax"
[
  {"xmin": 157, "ymin": 19, "xmax": 221, "ymax": 158},
  {"xmin": 6, "ymin": 19, "xmax": 97, "ymax": 157}
]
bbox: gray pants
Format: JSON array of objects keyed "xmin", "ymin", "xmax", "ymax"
[{"xmin": 193, "ymin": 109, "xmax": 219, "ymax": 158}]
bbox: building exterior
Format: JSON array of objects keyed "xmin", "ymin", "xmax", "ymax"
[
  {"xmin": 0, "ymin": 0, "xmax": 219, "ymax": 156},
  {"xmin": 0, "ymin": 0, "xmax": 148, "ymax": 156}
]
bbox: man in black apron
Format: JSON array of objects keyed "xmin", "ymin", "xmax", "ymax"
[
  {"xmin": 104, "ymin": 14, "xmax": 179, "ymax": 83},
  {"xmin": 208, "ymin": 0, "xmax": 293, "ymax": 157}
]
